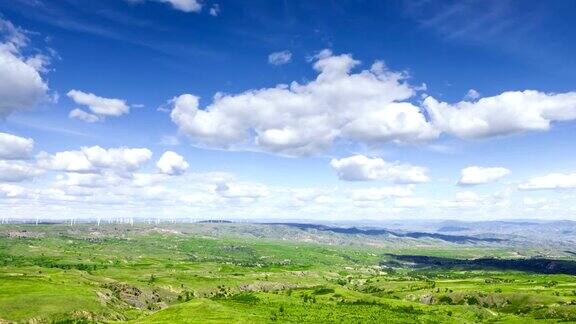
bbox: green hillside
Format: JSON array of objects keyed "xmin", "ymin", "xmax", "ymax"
[{"xmin": 1, "ymin": 223, "xmax": 575, "ymax": 323}]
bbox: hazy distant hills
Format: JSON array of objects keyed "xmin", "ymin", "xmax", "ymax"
[
  {"xmin": 254, "ymin": 220, "xmax": 576, "ymax": 257},
  {"xmin": 313, "ymin": 219, "xmax": 576, "ymax": 247},
  {"xmin": 2, "ymin": 219, "xmax": 575, "ymax": 258}
]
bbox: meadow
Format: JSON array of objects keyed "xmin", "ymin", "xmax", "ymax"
[{"xmin": 1, "ymin": 223, "xmax": 575, "ymax": 323}]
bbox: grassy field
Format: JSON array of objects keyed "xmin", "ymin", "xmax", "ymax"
[{"xmin": 1, "ymin": 223, "xmax": 575, "ymax": 323}]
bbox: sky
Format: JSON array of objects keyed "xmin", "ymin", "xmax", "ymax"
[{"xmin": 1, "ymin": 0, "xmax": 576, "ymax": 221}]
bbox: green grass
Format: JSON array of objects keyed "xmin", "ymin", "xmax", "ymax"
[
  {"xmin": 0, "ymin": 223, "xmax": 575, "ymax": 323},
  {"xmin": 0, "ymin": 269, "xmax": 105, "ymax": 321}
]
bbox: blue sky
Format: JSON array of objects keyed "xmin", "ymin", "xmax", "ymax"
[{"xmin": 1, "ymin": 0, "xmax": 576, "ymax": 221}]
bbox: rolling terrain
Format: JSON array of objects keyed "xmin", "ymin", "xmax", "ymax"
[{"xmin": 1, "ymin": 222, "xmax": 576, "ymax": 323}]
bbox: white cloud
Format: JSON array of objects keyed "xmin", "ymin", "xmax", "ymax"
[
  {"xmin": 67, "ymin": 90, "xmax": 129, "ymax": 122},
  {"xmin": 0, "ymin": 132, "xmax": 34, "ymax": 159},
  {"xmin": 268, "ymin": 51, "xmax": 292, "ymax": 65},
  {"xmin": 209, "ymin": 4, "xmax": 220, "ymax": 16},
  {"xmin": 159, "ymin": 135, "xmax": 180, "ymax": 146},
  {"xmin": 170, "ymin": 50, "xmax": 436, "ymax": 156},
  {"xmin": 340, "ymin": 101, "xmax": 437, "ymax": 144},
  {"xmin": 170, "ymin": 50, "xmax": 576, "ymax": 156},
  {"xmin": 0, "ymin": 160, "xmax": 565, "ymax": 221},
  {"xmin": 0, "ymin": 18, "xmax": 50, "ymax": 118},
  {"xmin": 157, "ymin": 151, "xmax": 189, "ymax": 175},
  {"xmin": 312, "ymin": 195, "xmax": 335, "ymax": 204},
  {"xmin": 458, "ymin": 166, "xmax": 510, "ymax": 185},
  {"xmin": 37, "ymin": 150, "xmax": 94, "ymax": 173},
  {"xmin": 61, "ymin": 186, "xmax": 97, "ymax": 197},
  {"xmin": 0, "ymin": 18, "xmax": 27, "ymax": 48},
  {"xmin": 425, "ymin": 90, "xmax": 576, "ymax": 139},
  {"xmin": 395, "ymin": 197, "xmax": 427, "ymax": 208},
  {"xmin": 55, "ymin": 173, "xmax": 120, "ymax": 188},
  {"xmin": 290, "ymin": 188, "xmax": 325, "ymax": 203},
  {"xmin": 132, "ymin": 173, "xmax": 167, "ymax": 187},
  {"xmin": 0, "ymin": 184, "xmax": 27, "ymax": 198},
  {"xmin": 215, "ymin": 183, "xmax": 269, "ymax": 199},
  {"xmin": 0, "ymin": 161, "xmax": 42, "ymax": 182},
  {"xmin": 464, "ymin": 89, "xmax": 480, "ymax": 100},
  {"xmin": 161, "ymin": 0, "xmax": 202, "ymax": 12},
  {"xmin": 440, "ymin": 191, "xmax": 482, "ymax": 208},
  {"xmin": 128, "ymin": 0, "xmax": 202, "ymax": 12},
  {"xmin": 330, "ymin": 155, "xmax": 429, "ymax": 183},
  {"xmin": 455, "ymin": 191, "xmax": 481, "ymax": 202},
  {"xmin": 69, "ymin": 108, "xmax": 100, "ymax": 123},
  {"xmin": 523, "ymin": 197, "xmax": 549, "ymax": 206},
  {"xmin": 519, "ymin": 172, "xmax": 576, "ymax": 190},
  {"xmin": 180, "ymin": 192, "xmax": 217, "ymax": 204},
  {"xmin": 37, "ymin": 146, "xmax": 152, "ymax": 176},
  {"xmin": 349, "ymin": 186, "xmax": 413, "ymax": 201},
  {"xmin": 82, "ymin": 146, "xmax": 152, "ymax": 174}
]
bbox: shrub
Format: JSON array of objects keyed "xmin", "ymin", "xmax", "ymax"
[
  {"xmin": 313, "ymin": 287, "xmax": 335, "ymax": 295},
  {"xmin": 231, "ymin": 293, "xmax": 260, "ymax": 303},
  {"xmin": 438, "ymin": 295, "xmax": 453, "ymax": 304}
]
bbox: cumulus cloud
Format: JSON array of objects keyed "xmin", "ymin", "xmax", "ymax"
[
  {"xmin": 458, "ymin": 166, "xmax": 510, "ymax": 185},
  {"xmin": 0, "ymin": 18, "xmax": 50, "ymax": 118},
  {"xmin": 37, "ymin": 150, "xmax": 93, "ymax": 173},
  {"xmin": 0, "ymin": 161, "xmax": 42, "ymax": 182},
  {"xmin": 425, "ymin": 90, "xmax": 576, "ymax": 139},
  {"xmin": 170, "ymin": 50, "xmax": 436, "ymax": 156},
  {"xmin": 0, "ymin": 132, "xmax": 34, "ymax": 159},
  {"xmin": 157, "ymin": 151, "xmax": 189, "ymax": 175},
  {"xmin": 170, "ymin": 50, "xmax": 576, "ymax": 156},
  {"xmin": 519, "ymin": 173, "xmax": 576, "ymax": 190},
  {"xmin": 330, "ymin": 155, "xmax": 429, "ymax": 183},
  {"xmin": 268, "ymin": 51, "xmax": 292, "ymax": 65},
  {"xmin": 80, "ymin": 146, "xmax": 152, "ymax": 174},
  {"xmin": 37, "ymin": 146, "xmax": 152, "ymax": 176},
  {"xmin": 67, "ymin": 90, "xmax": 130, "ymax": 122},
  {"xmin": 162, "ymin": 43, "xmax": 576, "ymax": 161}
]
